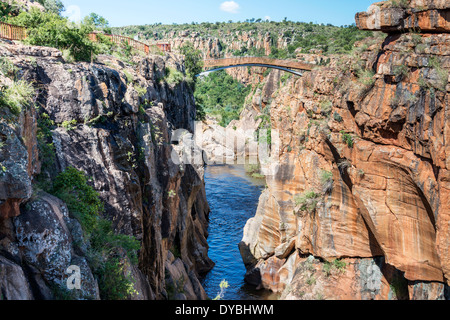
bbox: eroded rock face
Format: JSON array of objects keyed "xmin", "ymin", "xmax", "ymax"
[
  {"xmin": 0, "ymin": 123, "xmax": 33, "ymax": 219},
  {"xmin": 0, "ymin": 256, "xmax": 34, "ymax": 300},
  {"xmin": 240, "ymin": 0, "xmax": 450, "ymax": 300},
  {"xmin": 15, "ymin": 194, "xmax": 73, "ymax": 287},
  {"xmin": 15, "ymin": 193, "xmax": 100, "ymax": 300},
  {"xmin": 166, "ymin": 31, "xmax": 274, "ymax": 59},
  {"xmin": 355, "ymin": 0, "xmax": 450, "ymax": 33},
  {"xmin": 0, "ymin": 42, "xmax": 212, "ymax": 300}
]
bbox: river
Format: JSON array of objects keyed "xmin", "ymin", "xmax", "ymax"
[{"xmin": 201, "ymin": 164, "xmax": 279, "ymax": 300}]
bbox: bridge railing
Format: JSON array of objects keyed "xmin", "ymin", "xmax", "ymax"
[
  {"xmin": 0, "ymin": 22, "xmax": 27, "ymax": 41},
  {"xmin": 203, "ymin": 56, "xmax": 314, "ymax": 71},
  {"xmin": 203, "ymin": 56, "xmax": 266, "ymax": 61}
]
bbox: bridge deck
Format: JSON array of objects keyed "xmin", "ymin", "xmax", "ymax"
[{"xmin": 203, "ymin": 57, "xmax": 314, "ymax": 71}]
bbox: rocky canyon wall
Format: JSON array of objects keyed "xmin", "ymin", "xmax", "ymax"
[
  {"xmin": 239, "ymin": 0, "xmax": 450, "ymax": 300},
  {"xmin": 0, "ymin": 42, "xmax": 213, "ymax": 300}
]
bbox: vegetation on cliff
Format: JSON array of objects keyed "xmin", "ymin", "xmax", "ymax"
[
  {"xmin": 50, "ymin": 167, "xmax": 140, "ymax": 300},
  {"xmin": 0, "ymin": 56, "xmax": 35, "ymax": 118},
  {"xmin": 194, "ymin": 70, "xmax": 251, "ymax": 126},
  {"xmin": 114, "ymin": 20, "xmax": 373, "ymax": 57},
  {"xmin": 180, "ymin": 42, "xmax": 203, "ymax": 82},
  {"xmin": 2, "ymin": 2, "xmax": 132, "ymax": 62}
]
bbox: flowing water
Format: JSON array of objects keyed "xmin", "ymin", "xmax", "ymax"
[{"xmin": 201, "ymin": 164, "xmax": 279, "ymax": 300}]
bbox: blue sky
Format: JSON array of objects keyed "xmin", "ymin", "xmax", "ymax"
[{"xmin": 61, "ymin": 0, "xmax": 377, "ymax": 27}]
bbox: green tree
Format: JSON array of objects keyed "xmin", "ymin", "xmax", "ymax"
[
  {"xmin": 194, "ymin": 70, "xmax": 250, "ymax": 127},
  {"xmin": 36, "ymin": 0, "xmax": 65, "ymax": 14},
  {"xmin": 9, "ymin": 8, "xmax": 99, "ymax": 62},
  {"xmin": 0, "ymin": 1, "xmax": 20, "ymax": 22},
  {"xmin": 83, "ymin": 12, "xmax": 110, "ymax": 32},
  {"xmin": 180, "ymin": 42, "xmax": 203, "ymax": 82}
]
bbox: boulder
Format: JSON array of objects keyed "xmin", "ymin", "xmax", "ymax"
[{"xmin": 0, "ymin": 256, "xmax": 34, "ymax": 300}]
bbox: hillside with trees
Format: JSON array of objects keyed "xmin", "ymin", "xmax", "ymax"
[{"xmin": 113, "ymin": 19, "xmax": 374, "ymax": 57}]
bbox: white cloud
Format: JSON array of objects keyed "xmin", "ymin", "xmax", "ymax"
[
  {"xmin": 220, "ymin": 1, "xmax": 240, "ymax": 14},
  {"xmin": 264, "ymin": 16, "xmax": 271, "ymax": 21}
]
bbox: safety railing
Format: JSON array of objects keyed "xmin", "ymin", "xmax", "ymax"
[
  {"xmin": 0, "ymin": 21, "xmax": 172, "ymax": 55},
  {"xmin": 0, "ymin": 21, "xmax": 27, "ymax": 41},
  {"xmin": 89, "ymin": 32, "xmax": 150, "ymax": 54}
]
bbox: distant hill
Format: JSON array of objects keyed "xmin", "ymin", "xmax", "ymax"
[{"xmin": 112, "ymin": 20, "xmax": 374, "ymax": 58}]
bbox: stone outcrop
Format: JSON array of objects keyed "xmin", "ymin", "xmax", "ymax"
[
  {"xmin": 15, "ymin": 193, "xmax": 100, "ymax": 299},
  {"xmin": 239, "ymin": 0, "xmax": 450, "ymax": 300},
  {"xmin": 0, "ymin": 256, "xmax": 34, "ymax": 300},
  {"xmin": 355, "ymin": 0, "xmax": 450, "ymax": 33},
  {"xmin": 0, "ymin": 42, "xmax": 212, "ymax": 299},
  {"xmin": 165, "ymin": 30, "xmax": 275, "ymax": 59}
]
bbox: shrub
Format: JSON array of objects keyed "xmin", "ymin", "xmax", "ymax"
[
  {"xmin": 333, "ymin": 112, "xmax": 343, "ymax": 123},
  {"xmin": 10, "ymin": 9, "xmax": 98, "ymax": 62},
  {"xmin": 36, "ymin": 112, "xmax": 56, "ymax": 187},
  {"xmin": 410, "ymin": 32, "xmax": 422, "ymax": 46},
  {"xmin": 294, "ymin": 191, "xmax": 320, "ymax": 214},
  {"xmin": 134, "ymin": 85, "xmax": 147, "ymax": 98},
  {"xmin": 319, "ymin": 99, "xmax": 332, "ymax": 116},
  {"xmin": 357, "ymin": 69, "xmax": 376, "ymax": 86},
  {"xmin": 340, "ymin": 131, "xmax": 354, "ymax": 148},
  {"xmin": 387, "ymin": 0, "xmax": 409, "ymax": 8},
  {"xmin": 320, "ymin": 170, "xmax": 333, "ymax": 194},
  {"xmin": 280, "ymin": 73, "xmax": 292, "ymax": 84},
  {"xmin": 306, "ymin": 275, "xmax": 316, "ymax": 286},
  {"xmin": 0, "ymin": 1, "xmax": 20, "ymax": 22},
  {"xmin": 333, "ymin": 259, "xmax": 347, "ymax": 272},
  {"xmin": 0, "ymin": 80, "xmax": 35, "ymax": 116},
  {"xmin": 165, "ymin": 67, "xmax": 185, "ymax": 85},
  {"xmin": 51, "ymin": 167, "xmax": 103, "ymax": 234},
  {"xmin": 95, "ymin": 255, "xmax": 138, "ymax": 300},
  {"xmin": 393, "ymin": 65, "xmax": 409, "ymax": 79},
  {"xmin": 88, "ymin": 218, "xmax": 140, "ymax": 301},
  {"xmin": 428, "ymin": 57, "xmax": 449, "ymax": 92},
  {"xmin": 51, "ymin": 167, "xmax": 140, "ymax": 300},
  {"xmin": 180, "ymin": 42, "xmax": 203, "ymax": 82},
  {"xmin": 122, "ymin": 70, "xmax": 134, "ymax": 84},
  {"xmin": 245, "ymin": 164, "xmax": 265, "ymax": 179},
  {"xmin": 61, "ymin": 119, "xmax": 77, "ymax": 131},
  {"xmin": 323, "ymin": 259, "xmax": 347, "ymax": 277},
  {"xmin": 0, "ymin": 57, "xmax": 18, "ymax": 79},
  {"xmin": 92, "ymin": 33, "xmax": 115, "ymax": 56}
]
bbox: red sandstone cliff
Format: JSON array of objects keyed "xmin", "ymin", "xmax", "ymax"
[{"xmin": 239, "ymin": 0, "xmax": 450, "ymax": 300}]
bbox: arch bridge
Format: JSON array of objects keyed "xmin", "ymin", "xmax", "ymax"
[{"xmin": 199, "ymin": 57, "xmax": 314, "ymax": 77}]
